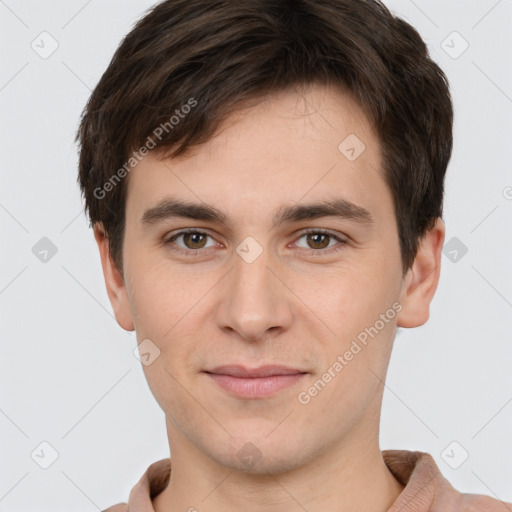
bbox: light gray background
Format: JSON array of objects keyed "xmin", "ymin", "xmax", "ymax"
[{"xmin": 1, "ymin": 0, "xmax": 511, "ymax": 509}]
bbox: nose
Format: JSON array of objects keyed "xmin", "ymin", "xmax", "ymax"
[{"xmin": 214, "ymin": 244, "xmax": 293, "ymax": 342}]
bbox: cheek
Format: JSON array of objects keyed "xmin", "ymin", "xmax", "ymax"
[
  {"xmin": 296, "ymin": 266, "xmax": 378, "ymax": 330},
  {"xmin": 140, "ymin": 362, "xmax": 194, "ymax": 431},
  {"xmin": 128, "ymin": 262, "xmax": 208, "ymax": 375},
  {"xmin": 302, "ymin": 263, "xmax": 399, "ymax": 367},
  {"xmin": 132, "ymin": 276, "xmax": 202, "ymax": 419},
  {"xmin": 127, "ymin": 258, "xmax": 197, "ymax": 336}
]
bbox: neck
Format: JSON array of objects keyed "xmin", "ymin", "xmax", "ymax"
[{"xmin": 153, "ymin": 428, "xmax": 405, "ymax": 512}]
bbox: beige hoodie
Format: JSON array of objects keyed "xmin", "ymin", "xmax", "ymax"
[{"xmin": 103, "ymin": 450, "xmax": 512, "ymax": 511}]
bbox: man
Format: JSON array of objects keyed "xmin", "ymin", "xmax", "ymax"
[{"xmin": 76, "ymin": 0, "xmax": 511, "ymax": 510}]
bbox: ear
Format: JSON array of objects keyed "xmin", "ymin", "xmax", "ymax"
[
  {"xmin": 93, "ymin": 223, "xmax": 135, "ymax": 331},
  {"xmin": 396, "ymin": 217, "xmax": 445, "ymax": 328}
]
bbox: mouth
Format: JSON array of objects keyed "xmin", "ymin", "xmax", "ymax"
[{"xmin": 203, "ymin": 365, "xmax": 308, "ymax": 399}]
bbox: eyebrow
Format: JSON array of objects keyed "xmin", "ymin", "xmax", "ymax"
[{"xmin": 140, "ymin": 197, "xmax": 374, "ymax": 230}]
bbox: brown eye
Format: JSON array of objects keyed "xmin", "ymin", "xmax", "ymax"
[
  {"xmin": 165, "ymin": 230, "xmax": 217, "ymax": 253},
  {"xmin": 306, "ymin": 233, "xmax": 330, "ymax": 249},
  {"xmin": 294, "ymin": 230, "xmax": 348, "ymax": 255},
  {"xmin": 182, "ymin": 232, "xmax": 207, "ymax": 249}
]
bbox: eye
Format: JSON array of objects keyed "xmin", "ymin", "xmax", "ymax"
[
  {"xmin": 293, "ymin": 229, "xmax": 347, "ymax": 254},
  {"xmin": 164, "ymin": 228, "xmax": 348, "ymax": 257},
  {"xmin": 164, "ymin": 229, "xmax": 218, "ymax": 254}
]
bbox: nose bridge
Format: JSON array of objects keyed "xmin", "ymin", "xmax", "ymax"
[{"xmin": 217, "ymin": 241, "xmax": 291, "ymax": 340}]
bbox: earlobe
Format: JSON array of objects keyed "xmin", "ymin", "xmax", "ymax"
[
  {"xmin": 396, "ymin": 217, "xmax": 446, "ymax": 328},
  {"xmin": 93, "ymin": 223, "xmax": 135, "ymax": 332}
]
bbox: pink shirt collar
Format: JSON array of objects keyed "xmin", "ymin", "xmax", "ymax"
[{"xmin": 104, "ymin": 450, "xmax": 511, "ymax": 512}]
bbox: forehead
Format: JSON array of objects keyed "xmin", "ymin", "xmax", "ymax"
[{"xmin": 124, "ymin": 83, "xmax": 389, "ymax": 229}]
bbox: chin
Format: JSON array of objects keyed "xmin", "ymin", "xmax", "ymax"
[{"xmin": 213, "ymin": 431, "xmax": 308, "ymax": 475}]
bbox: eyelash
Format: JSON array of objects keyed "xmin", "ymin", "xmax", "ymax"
[{"xmin": 164, "ymin": 228, "xmax": 348, "ymax": 257}]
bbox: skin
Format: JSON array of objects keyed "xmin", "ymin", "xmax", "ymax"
[{"xmin": 94, "ymin": 82, "xmax": 445, "ymax": 511}]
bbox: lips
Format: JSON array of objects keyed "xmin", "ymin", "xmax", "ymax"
[
  {"xmin": 205, "ymin": 365, "xmax": 306, "ymax": 378},
  {"xmin": 204, "ymin": 365, "xmax": 308, "ymax": 399}
]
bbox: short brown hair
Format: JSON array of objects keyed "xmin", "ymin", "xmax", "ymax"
[{"xmin": 76, "ymin": 0, "xmax": 453, "ymax": 276}]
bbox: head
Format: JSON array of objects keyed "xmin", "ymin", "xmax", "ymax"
[{"xmin": 76, "ymin": 0, "xmax": 452, "ymax": 473}]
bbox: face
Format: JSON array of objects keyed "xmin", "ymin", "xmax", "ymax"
[{"xmin": 95, "ymin": 83, "xmax": 444, "ymax": 474}]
